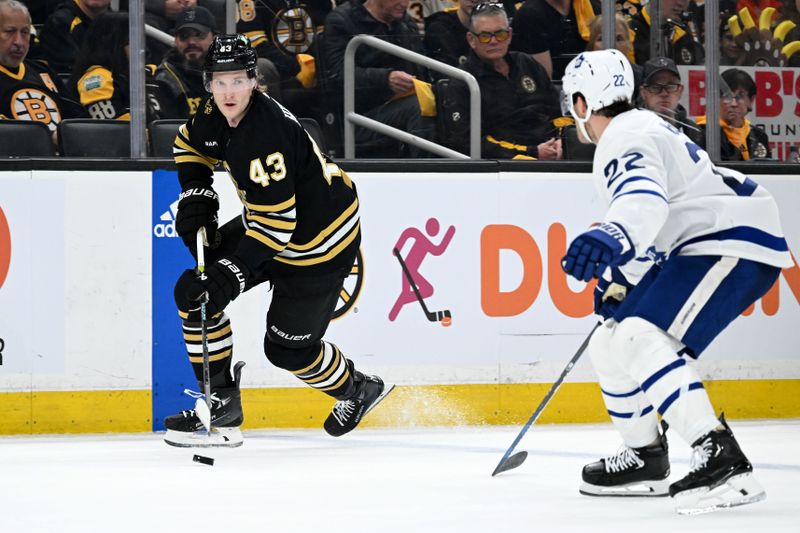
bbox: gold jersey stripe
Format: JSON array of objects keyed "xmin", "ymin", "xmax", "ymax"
[
  {"xmin": 183, "ymin": 324, "xmax": 233, "ymax": 342},
  {"xmin": 245, "ymin": 212, "xmax": 297, "ymax": 231},
  {"xmin": 275, "ymin": 222, "xmax": 359, "ymax": 267},
  {"xmin": 292, "ymin": 344, "xmax": 325, "ymax": 376},
  {"xmin": 303, "ymin": 347, "xmax": 342, "ymax": 385},
  {"xmin": 244, "ymin": 195, "xmax": 296, "ymax": 213},
  {"xmin": 286, "ymin": 198, "xmax": 358, "ymax": 252},
  {"xmin": 189, "ymin": 348, "xmax": 232, "ymax": 363},
  {"xmin": 318, "ymin": 369, "xmax": 351, "ymax": 392}
]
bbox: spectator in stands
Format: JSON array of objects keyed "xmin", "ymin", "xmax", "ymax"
[
  {"xmin": 70, "ymin": 11, "xmax": 162, "ymax": 121},
  {"xmin": 424, "ymin": 0, "xmax": 481, "ymax": 68},
  {"xmin": 585, "ymin": 13, "xmax": 635, "ymax": 63},
  {"xmin": 236, "ymin": 0, "xmax": 329, "ymax": 113},
  {"xmin": 637, "ymin": 57, "xmax": 704, "ymax": 146},
  {"xmin": 719, "ymin": 9, "xmax": 745, "ymax": 66},
  {"xmin": 697, "ymin": 68, "xmax": 771, "ymax": 161},
  {"xmin": 155, "ymin": 5, "xmax": 215, "ymax": 118},
  {"xmin": 408, "ymin": 0, "xmax": 457, "ymax": 33},
  {"xmin": 39, "ymin": 0, "xmax": 111, "ymax": 74},
  {"xmin": 630, "ymin": 0, "xmax": 704, "ymax": 65},
  {"xmin": 120, "ymin": 0, "xmax": 197, "ymax": 63},
  {"xmin": 510, "ymin": 0, "xmax": 601, "ymax": 80},
  {"xmin": 321, "ymin": 0, "xmax": 434, "ymax": 157},
  {"xmin": 27, "ymin": 0, "xmax": 62, "ymax": 26},
  {"xmin": 446, "ymin": 2, "xmax": 562, "ymax": 159},
  {"xmin": 0, "ymin": 0, "xmax": 83, "ymax": 146}
]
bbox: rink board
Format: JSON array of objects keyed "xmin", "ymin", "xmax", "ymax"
[{"xmin": 0, "ymin": 168, "xmax": 798, "ymax": 434}]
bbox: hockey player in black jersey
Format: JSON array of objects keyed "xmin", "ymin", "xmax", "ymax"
[{"xmin": 164, "ymin": 34, "xmax": 394, "ymax": 448}]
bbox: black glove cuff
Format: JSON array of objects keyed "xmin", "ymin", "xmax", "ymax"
[{"xmin": 216, "ymin": 256, "xmax": 249, "ymax": 298}]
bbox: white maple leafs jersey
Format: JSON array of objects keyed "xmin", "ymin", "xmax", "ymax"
[{"xmin": 593, "ymin": 109, "xmax": 793, "ymax": 282}]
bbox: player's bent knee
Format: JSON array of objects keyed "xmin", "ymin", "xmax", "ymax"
[
  {"xmin": 263, "ymin": 335, "xmax": 319, "ymax": 371},
  {"xmin": 609, "ymin": 317, "xmax": 682, "ymax": 365}
]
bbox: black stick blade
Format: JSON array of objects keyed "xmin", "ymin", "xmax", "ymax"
[{"xmin": 491, "ymin": 451, "xmax": 528, "ymax": 476}]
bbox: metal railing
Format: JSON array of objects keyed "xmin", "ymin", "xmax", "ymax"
[{"xmin": 343, "ymin": 34, "xmax": 481, "ymax": 159}]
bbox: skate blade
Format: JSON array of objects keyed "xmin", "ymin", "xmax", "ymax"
[
  {"xmin": 364, "ymin": 382, "xmax": 396, "ymax": 417},
  {"xmin": 674, "ymin": 473, "xmax": 766, "ymax": 515},
  {"xmin": 164, "ymin": 427, "xmax": 243, "ymax": 448},
  {"xmin": 580, "ymin": 479, "xmax": 670, "ymax": 497}
]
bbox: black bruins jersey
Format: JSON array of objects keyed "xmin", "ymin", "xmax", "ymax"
[
  {"xmin": 174, "ymin": 90, "xmax": 360, "ymax": 275},
  {"xmin": 0, "ymin": 60, "xmax": 65, "ymax": 131},
  {"xmin": 76, "ymin": 65, "xmax": 162, "ymax": 121}
]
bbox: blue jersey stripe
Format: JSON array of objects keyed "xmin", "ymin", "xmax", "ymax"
[
  {"xmin": 607, "ymin": 405, "xmax": 655, "ymax": 419},
  {"xmin": 611, "ymin": 176, "xmax": 665, "ymax": 197},
  {"xmin": 611, "ymin": 189, "xmax": 668, "ymax": 204},
  {"xmin": 601, "ymin": 386, "xmax": 643, "ymax": 398},
  {"xmin": 641, "ymin": 358, "xmax": 686, "ymax": 392},
  {"xmin": 657, "ymin": 382, "xmax": 705, "ymax": 415},
  {"xmin": 671, "ymin": 226, "xmax": 790, "ymax": 257}
]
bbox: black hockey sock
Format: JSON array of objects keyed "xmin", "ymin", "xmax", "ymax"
[{"xmin": 182, "ymin": 313, "xmax": 234, "ymax": 389}]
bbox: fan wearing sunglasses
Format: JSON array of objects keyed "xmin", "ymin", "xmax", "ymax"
[{"xmin": 445, "ymin": 2, "xmax": 562, "ymax": 159}]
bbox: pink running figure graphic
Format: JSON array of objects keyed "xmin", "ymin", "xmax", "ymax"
[{"xmin": 389, "ymin": 217, "xmax": 455, "ymax": 325}]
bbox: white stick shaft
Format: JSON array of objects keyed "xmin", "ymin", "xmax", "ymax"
[{"xmin": 196, "ymin": 227, "xmax": 207, "ymax": 273}]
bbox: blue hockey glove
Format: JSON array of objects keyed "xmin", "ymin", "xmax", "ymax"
[
  {"xmin": 594, "ymin": 267, "xmax": 634, "ymax": 320},
  {"xmin": 562, "ymin": 222, "xmax": 635, "ymax": 282}
]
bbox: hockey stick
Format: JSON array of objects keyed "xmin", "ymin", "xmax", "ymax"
[
  {"xmin": 491, "ymin": 323, "xmax": 600, "ymax": 476},
  {"xmin": 195, "ymin": 228, "xmax": 212, "ymax": 434},
  {"xmin": 393, "ymin": 247, "xmax": 451, "ymax": 324}
]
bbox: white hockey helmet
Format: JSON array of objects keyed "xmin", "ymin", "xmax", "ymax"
[{"xmin": 560, "ymin": 49, "xmax": 635, "ymax": 142}]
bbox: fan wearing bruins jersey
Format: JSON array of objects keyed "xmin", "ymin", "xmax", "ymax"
[
  {"xmin": 163, "ymin": 34, "xmax": 394, "ymax": 448},
  {"xmin": 0, "ymin": 0, "xmax": 80, "ymax": 140},
  {"xmin": 236, "ymin": 0, "xmax": 329, "ymax": 93},
  {"xmin": 69, "ymin": 11, "xmax": 162, "ymax": 121}
]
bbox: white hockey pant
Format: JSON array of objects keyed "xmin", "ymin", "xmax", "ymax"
[{"xmin": 588, "ymin": 317, "xmax": 720, "ymax": 448}]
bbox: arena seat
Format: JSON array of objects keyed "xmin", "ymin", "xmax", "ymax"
[
  {"xmin": 58, "ymin": 119, "xmax": 131, "ymax": 157},
  {"xmin": 148, "ymin": 119, "xmax": 185, "ymax": 158},
  {"xmin": 299, "ymin": 117, "xmax": 327, "ymax": 154},
  {"xmin": 0, "ymin": 120, "xmax": 56, "ymax": 157}
]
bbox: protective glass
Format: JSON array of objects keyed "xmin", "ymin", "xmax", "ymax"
[
  {"xmin": 470, "ymin": 29, "xmax": 511, "ymax": 44},
  {"xmin": 559, "ymin": 89, "xmax": 572, "ymax": 117}
]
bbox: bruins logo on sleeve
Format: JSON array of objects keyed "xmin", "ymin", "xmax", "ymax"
[{"xmin": 10, "ymin": 88, "xmax": 61, "ymax": 131}]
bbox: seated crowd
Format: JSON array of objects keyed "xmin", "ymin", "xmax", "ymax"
[{"xmin": 2, "ymin": 0, "xmax": 798, "ymax": 159}]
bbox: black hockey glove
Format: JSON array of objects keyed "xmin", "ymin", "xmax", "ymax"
[
  {"xmin": 184, "ymin": 258, "xmax": 248, "ymax": 318},
  {"xmin": 175, "ymin": 186, "xmax": 219, "ymax": 251}
]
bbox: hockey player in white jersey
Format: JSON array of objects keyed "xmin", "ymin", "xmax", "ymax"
[{"xmin": 559, "ymin": 49, "xmax": 793, "ymax": 515}]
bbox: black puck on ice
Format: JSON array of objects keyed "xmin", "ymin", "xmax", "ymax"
[{"xmin": 193, "ymin": 454, "xmax": 215, "ymax": 466}]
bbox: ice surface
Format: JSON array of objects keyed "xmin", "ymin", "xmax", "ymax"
[{"xmin": 1, "ymin": 421, "xmax": 798, "ymax": 532}]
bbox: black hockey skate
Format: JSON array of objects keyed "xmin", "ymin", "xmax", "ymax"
[
  {"xmin": 670, "ymin": 415, "xmax": 766, "ymax": 515},
  {"xmin": 323, "ymin": 372, "xmax": 395, "ymax": 437},
  {"xmin": 580, "ymin": 422, "xmax": 670, "ymax": 497},
  {"xmin": 164, "ymin": 361, "xmax": 246, "ymax": 448}
]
